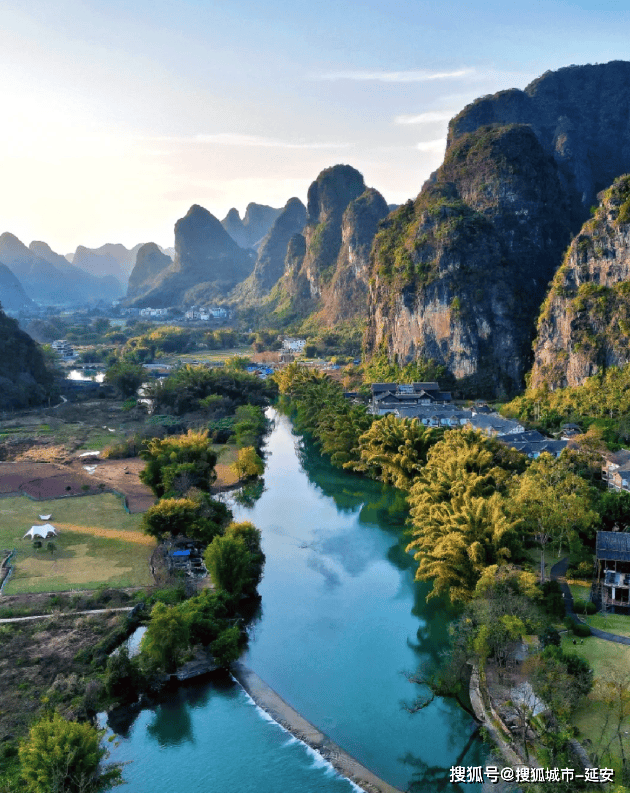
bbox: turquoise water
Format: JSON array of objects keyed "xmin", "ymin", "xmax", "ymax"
[
  {"xmin": 101, "ymin": 676, "xmax": 362, "ymax": 793},
  {"xmin": 106, "ymin": 409, "xmax": 483, "ymax": 792}
]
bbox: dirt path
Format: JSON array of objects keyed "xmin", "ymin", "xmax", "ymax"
[
  {"xmin": 0, "ymin": 606, "xmax": 133, "ymax": 623},
  {"xmin": 53, "ymin": 522, "xmax": 155, "ymax": 546}
]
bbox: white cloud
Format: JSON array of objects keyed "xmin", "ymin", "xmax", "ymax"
[
  {"xmin": 416, "ymin": 138, "xmax": 447, "ymax": 153},
  {"xmin": 314, "ymin": 68, "xmax": 474, "ymax": 83},
  {"xmin": 395, "ymin": 110, "xmax": 455, "ymax": 125},
  {"xmin": 154, "ymin": 133, "xmax": 352, "ymax": 150}
]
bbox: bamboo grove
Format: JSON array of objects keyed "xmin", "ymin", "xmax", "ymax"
[{"xmin": 275, "ymin": 363, "xmax": 617, "ymax": 605}]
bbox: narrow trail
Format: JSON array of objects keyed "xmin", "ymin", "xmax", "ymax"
[{"xmin": 0, "ymin": 606, "xmax": 133, "ymax": 623}]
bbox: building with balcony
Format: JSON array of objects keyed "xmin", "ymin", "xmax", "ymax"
[{"xmin": 596, "ymin": 531, "xmax": 630, "ymax": 611}]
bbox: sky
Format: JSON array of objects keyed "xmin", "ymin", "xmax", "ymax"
[{"xmin": 1, "ymin": 0, "xmax": 629, "ymax": 254}]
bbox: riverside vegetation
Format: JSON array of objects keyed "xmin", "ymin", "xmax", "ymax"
[
  {"xmin": 275, "ymin": 363, "xmax": 630, "ymax": 786},
  {"xmin": 0, "ymin": 367, "xmax": 271, "ymax": 792}
]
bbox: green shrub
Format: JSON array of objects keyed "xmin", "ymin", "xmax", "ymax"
[
  {"xmin": 573, "ymin": 598, "xmax": 597, "ymax": 615},
  {"xmin": 573, "ymin": 621, "xmax": 591, "ymax": 637},
  {"xmin": 539, "ymin": 626, "xmax": 561, "ymax": 648}
]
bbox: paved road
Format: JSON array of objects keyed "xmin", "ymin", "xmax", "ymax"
[
  {"xmin": 550, "ymin": 557, "xmax": 630, "ymax": 646},
  {"xmin": 0, "ymin": 606, "xmax": 133, "ymax": 624}
]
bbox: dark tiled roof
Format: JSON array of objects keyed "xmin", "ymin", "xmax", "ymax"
[
  {"xmin": 597, "ymin": 531, "xmax": 630, "ymax": 561},
  {"xmin": 371, "ymin": 383, "xmax": 398, "ymax": 393},
  {"xmin": 605, "ymin": 449, "xmax": 630, "ymax": 467},
  {"xmin": 498, "ymin": 430, "xmax": 546, "ymax": 443}
]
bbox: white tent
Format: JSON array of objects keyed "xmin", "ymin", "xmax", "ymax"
[
  {"xmin": 39, "ymin": 514, "xmax": 52, "ymax": 520},
  {"xmin": 23, "ymin": 524, "xmax": 57, "ymax": 540}
]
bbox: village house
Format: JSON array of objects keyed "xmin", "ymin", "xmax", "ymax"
[
  {"xmin": 370, "ymin": 382, "xmax": 452, "ymax": 415},
  {"xmin": 184, "ymin": 306, "xmax": 228, "ymax": 321},
  {"xmin": 368, "ymin": 383, "xmax": 572, "ymax": 454},
  {"xmin": 560, "ymin": 422, "xmax": 583, "ymax": 440},
  {"xmin": 282, "ymin": 337, "xmax": 306, "ymax": 353},
  {"xmin": 51, "ymin": 339, "xmax": 74, "ymax": 359},
  {"xmin": 139, "ymin": 307, "xmax": 170, "ymax": 318},
  {"xmin": 601, "ymin": 449, "xmax": 630, "ymax": 491},
  {"xmin": 596, "ymin": 531, "xmax": 630, "ymax": 611}
]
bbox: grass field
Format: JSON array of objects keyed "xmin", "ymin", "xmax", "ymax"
[
  {"xmin": 568, "ymin": 582, "xmax": 592, "ymax": 601},
  {"xmin": 561, "ymin": 635, "xmax": 630, "ymax": 766},
  {"xmin": 0, "ymin": 493, "xmax": 155, "ymax": 594},
  {"xmin": 167, "ymin": 347, "xmax": 253, "ymax": 365},
  {"xmin": 583, "ymin": 612, "xmax": 630, "ymax": 637}
]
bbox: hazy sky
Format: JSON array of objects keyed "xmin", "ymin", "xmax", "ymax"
[{"xmin": 2, "ymin": 0, "xmax": 628, "ymax": 253}]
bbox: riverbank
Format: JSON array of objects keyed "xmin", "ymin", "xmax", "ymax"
[{"xmin": 231, "ymin": 662, "xmax": 405, "ymax": 793}]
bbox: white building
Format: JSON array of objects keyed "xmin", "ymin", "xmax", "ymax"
[
  {"xmin": 140, "ymin": 307, "xmax": 170, "ymax": 318},
  {"xmin": 282, "ymin": 337, "xmax": 306, "ymax": 352}
]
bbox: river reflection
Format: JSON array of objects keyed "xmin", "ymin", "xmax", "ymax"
[
  {"xmin": 228, "ymin": 409, "xmax": 484, "ymax": 790},
  {"xmin": 106, "ymin": 408, "xmax": 483, "ymax": 792}
]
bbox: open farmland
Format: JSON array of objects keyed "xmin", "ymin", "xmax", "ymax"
[
  {"xmin": 0, "ymin": 493, "xmax": 155, "ymax": 594},
  {"xmin": 167, "ymin": 346, "xmax": 253, "ymax": 365}
]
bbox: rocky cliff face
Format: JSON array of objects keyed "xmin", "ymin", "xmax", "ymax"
[
  {"xmin": 366, "ymin": 125, "xmax": 571, "ymax": 396},
  {"xmin": 232, "ymin": 198, "xmax": 306, "ymax": 302},
  {"xmin": 0, "ymin": 308, "xmax": 53, "ymax": 408},
  {"xmin": 131, "ymin": 205, "xmax": 254, "ymax": 307},
  {"xmin": 221, "ymin": 203, "xmax": 282, "ymax": 250},
  {"xmin": 531, "ymin": 175, "xmax": 630, "ymax": 389},
  {"xmin": 324, "ymin": 187, "xmax": 389, "ymax": 324},
  {"xmin": 448, "ymin": 60, "xmax": 630, "ymax": 233},
  {"xmin": 366, "ymin": 61, "xmax": 630, "ymax": 395},
  {"xmin": 127, "ymin": 243, "xmax": 173, "ymax": 299},
  {"xmin": 271, "ymin": 165, "xmax": 387, "ymax": 323}
]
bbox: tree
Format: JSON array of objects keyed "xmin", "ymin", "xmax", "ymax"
[
  {"xmin": 103, "ymin": 361, "xmax": 145, "ymax": 399},
  {"xmin": 407, "ymin": 429, "xmax": 524, "ymax": 517},
  {"xmin": 593, "ymin": 670, "xmax": 630, "ymax": 775},
  {"xmin": 211, "ymin": 625, "xmax": 242, "ymax": 668},
  {"xmin": 233, "ymin": 404, "xmax": 267, "ymax": 448},
  {"xmin": 104, "ymin": 648, "xmax": 142, "ymax": 704},
  {"xmin": 407, "ymin": 492, "xmax": 520, "ymax": 603},
  {"xmin": 320, "ymin": 404, "xmax": 373, "ymax": 468},
  {"xmin": 224, "ymin": 522, "xmax": 265, "ymax": 594},
  {"xmin": 598, "ymin": 489, "xmax": 630, "ymax": 531},
  {"xmin": 141, "ymin": 496, "xmax": 230, "ymax": 543},
  {"xmin": 231, "ymin": 446, "xmax": 264, "ymax": 480},
  {"xmin": 139, "ymin": 430, "xmax": 218, "ymax": 497},
  {"xmin": 140, "ymin": 602, "xmax": 189, "ymax": 672},
  {"xmin": 92, "ymin": 318, "xmax": 110, "ymax": 335},
  {"xmin": 204, "ymin": 535, "xmax": 253, "ymax": 597},
  {"xmin": 147, "ymin": 364, "xmax": 275, "ymax": 415},
  {"xmin": 510, "ymin": 453, "xmax": 598, "ymax": 581},
  {"xmin": 347, "ymin": 414, "xmax": 441, "ymax": 489},
  {"xmin": 18, "ymin": 712, "xmax": 122, "ymax": 793}
]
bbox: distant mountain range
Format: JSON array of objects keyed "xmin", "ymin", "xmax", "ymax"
[
  {"xmin": 8, "ymin": 59, "xmax": 630, "ymax": 404},
  {"xmin": 0, "ymin": 235, "xmax": 176, "ymax": 310}
]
